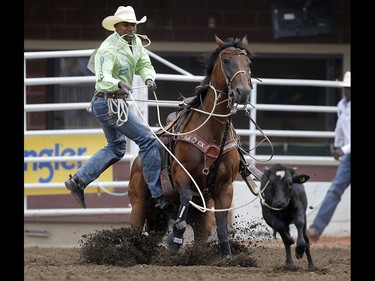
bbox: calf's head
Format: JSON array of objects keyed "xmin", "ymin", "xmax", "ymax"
[{"xmin": 260, "ymin": 164, "xmax": 310, "ymax": 210}]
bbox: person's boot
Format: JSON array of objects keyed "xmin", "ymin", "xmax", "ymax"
[
  {"xmin": 306, "ymin": 227, "xmax": 320, "ymax": 243},
  {"xmin": 155, "ymin": 195, "xmax": 170, "ymax": 210},
  {"xmin": 64, "ymin": 174, "xmax": 86, "ymax": 208}
]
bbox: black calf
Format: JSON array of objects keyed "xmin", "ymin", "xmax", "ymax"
[{"xmin": 259, "ymin": 163, "xmax": 315, "ymax": 270}]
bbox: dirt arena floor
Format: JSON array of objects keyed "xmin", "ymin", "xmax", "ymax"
[{"xmin": 24, "ymin": 226, "xmax": 350, "ymax": 281}]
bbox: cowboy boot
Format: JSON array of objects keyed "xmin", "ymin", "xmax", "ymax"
[{"xmin": 64, "ymin": 174, "xmax": 86, "ymax": 208}]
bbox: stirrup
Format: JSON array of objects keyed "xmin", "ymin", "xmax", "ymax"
[
  {"xmin": 239, "ymin": 163, "xmax": 263, "ymax": 196},
  {"xmin": 243, "ymin": 174, "xmax": 260, "ymax": 196}
]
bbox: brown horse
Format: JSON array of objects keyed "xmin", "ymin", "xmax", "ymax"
[{"xmin": 128, "ymin": 35, "xmax": 253, "ymax": 258}]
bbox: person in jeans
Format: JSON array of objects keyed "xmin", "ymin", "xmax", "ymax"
[
  {"xmin": 64, "ymin": 6, "xmax": 168, "ymax": 209},
  {"xmin": 307, "ymin": 71, "xmax": 351, "ymax": 242}
]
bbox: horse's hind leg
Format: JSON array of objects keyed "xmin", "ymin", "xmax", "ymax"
[
  {"xmin": 166, "ymin": 187, "xmax": 192, "ymax": 255},
  {"xmin": 128, "ymin": 157, "xmax": 149, "ymax": 231}
]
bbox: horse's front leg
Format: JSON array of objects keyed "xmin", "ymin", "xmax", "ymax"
[
  {"xmin": 214, "ymin": 183, "xmax": 234, "ymax": 258},
  {"xmin": 215, "ymin": 210, "xmax": 231, "ymax": 258},
  {"xmin": 166, "ymin": 187, "xmax": 192, "ymax": 255}
]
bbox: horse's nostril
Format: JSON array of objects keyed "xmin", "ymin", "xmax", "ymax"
[{"xmin": 236, "ymin": 87, "xmax": 251, "ymax": 104}]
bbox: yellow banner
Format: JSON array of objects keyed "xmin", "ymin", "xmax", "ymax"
[{"xmin": 24, "ymin": 134, "xmax": 113, "ymax": 195}]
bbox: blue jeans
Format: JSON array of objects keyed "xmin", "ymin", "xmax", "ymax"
[
  {"xmin": 310, "ymin": 153, "xmax": 351, "ymax": 236},
  {"xmin": 75, "ymin": 96, "xmax": 163, "ymax": 199}
]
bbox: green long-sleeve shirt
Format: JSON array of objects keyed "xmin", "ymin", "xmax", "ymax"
[{"xmin": 94, "ymin": 32, "xmax": 156, "ymax": 93}]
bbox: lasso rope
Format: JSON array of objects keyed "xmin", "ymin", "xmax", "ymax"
[
  {"xmin": 92, "ymin": 87, "xmax": 265, "ymax": 212},
  {"xmin": 107, "ymin": 98, "xmax": 129, "ymax": 126},
  {"xmin": 154, "ymin": 82, "xmax": 220, "ymax": 137}
]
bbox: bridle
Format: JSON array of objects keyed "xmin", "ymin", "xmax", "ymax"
[
  {"xmin": 197, "ymin": 47, "xmax": 252, "ymax": 116},
  {"xmin": 217, "ymin": 47, "xmax": 252, "ymax": 109}
]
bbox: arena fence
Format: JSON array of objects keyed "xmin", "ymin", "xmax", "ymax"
[{"xmin": 24, "ymin": 49, "xmax": 346, "ymax": 218}]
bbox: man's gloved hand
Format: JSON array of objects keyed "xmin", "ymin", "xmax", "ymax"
[
  {"xmin": 146, "ymin": 79, "xmax": 157, "ymax": 92},
  {"xmin": 118, "ymin": 81, "xmax": 133, "ymax": 95}
]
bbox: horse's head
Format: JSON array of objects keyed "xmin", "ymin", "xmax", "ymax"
[{"xmin": 212, "ymin": 35, "xmax": 253, "ymax": 106}]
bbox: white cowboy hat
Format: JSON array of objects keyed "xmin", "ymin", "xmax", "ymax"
[
  {"xmin": 102, "ymin": 6, "xmax": 147, "ymax": 31},
  {"xmin": 342, "ymin": 71, "xmax": 350, "ymax": 87}
]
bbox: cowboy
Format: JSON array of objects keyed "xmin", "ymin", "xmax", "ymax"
[
  {"xmin": 64, "ymin": 6, "xmax": 169, "ymax": 209},
  {"xmin": 307, "ymin": 71, "xmax": 351, "ymax": 242}
]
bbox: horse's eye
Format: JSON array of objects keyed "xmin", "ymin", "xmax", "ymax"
[{"xmin": 222, "ymin": 58, "xmax": 230, "ymax": 64}]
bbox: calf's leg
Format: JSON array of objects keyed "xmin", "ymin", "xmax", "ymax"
[
  {"xmin": 303, "ymin": 228, "xmax": 316, "ymax": 270},
  {"xmin": 294, "ymin": 213, "xmax": 316, "ymax": 270},
  {"xmin": 279, "ymin": 231, "xmax": 295, "ymax": 267}
]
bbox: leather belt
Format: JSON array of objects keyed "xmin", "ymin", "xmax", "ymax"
[{"xmin": 95, "ymin": 91, "xmax": 126, "ymax": 99}]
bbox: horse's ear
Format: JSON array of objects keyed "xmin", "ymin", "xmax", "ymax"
[
  {"xmin": 214, "ymin": 34, "xmax": 224, "ymax": 47},
  {"xmin": 242, "ymin": 35, "xmax": 249, "ymax": 47}
]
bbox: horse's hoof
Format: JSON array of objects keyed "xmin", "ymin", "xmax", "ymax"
[
  {"xmin": 220, "ymin": 242, "xmax": 232, "ymax": 258},
  {"xmin": 166, "ymin": 233, "xmax": 184, "ymax": 255},
  {"xmin": 166, "ymin": 243, "xmax": 182, "ymax": 255}
]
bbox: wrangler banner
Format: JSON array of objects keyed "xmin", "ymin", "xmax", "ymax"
[{"xmin": 24, "ymin": 134, "xmax": 113, "ymax": 195}]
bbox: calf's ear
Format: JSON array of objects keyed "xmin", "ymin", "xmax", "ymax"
[{"xmin": 293, "ymin": 174, "xmax": 310, "ymax": 183}]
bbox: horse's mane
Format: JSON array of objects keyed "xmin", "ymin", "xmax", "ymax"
[{"xmin": 188, "ymin": 36, "xmax": 253, "ymax": 108}]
